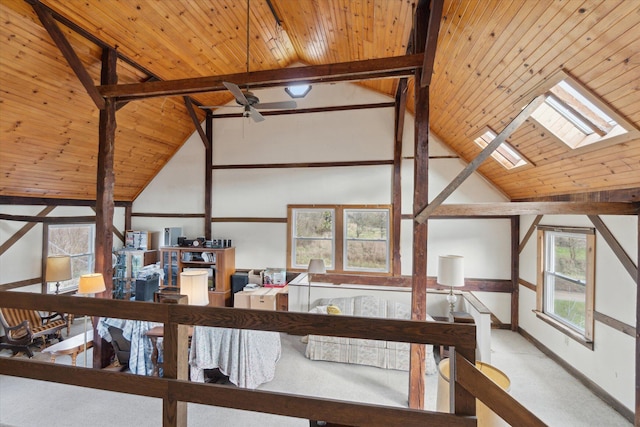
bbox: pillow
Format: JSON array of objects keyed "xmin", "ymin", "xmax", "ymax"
[{"xmin": 327, "ymin": 305, "xmax": 341, "ymax": 315}]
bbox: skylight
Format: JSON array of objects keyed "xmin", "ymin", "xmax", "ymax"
[
  {"xmin": 529, "ymin": 74, "xmax": 633, "ymax": 150},
  {"xmin": 473, "ymin": 128, "xmax": 528, "ymax": 170}
]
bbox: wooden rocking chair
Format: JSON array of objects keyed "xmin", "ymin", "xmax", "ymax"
[{"xmin": 0, "ymin": 307, "xmax": 67, "ymax": 358}]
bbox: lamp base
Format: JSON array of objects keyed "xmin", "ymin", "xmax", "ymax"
[{"xmin": 446, "ymin": 288, "xmax": 457, "ymax": 316}]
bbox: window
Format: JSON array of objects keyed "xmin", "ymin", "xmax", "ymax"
[
  {"xmin": 45, "ymin": 223, "xmax": 96, "ymax": 293},
  {"xmin": 288, "ymin": 205, "xmax": 391, "ymax": 274},
  {"xmin": 536, "ymin": 226, "xmax": 595, "ymax": 345},
  {"xmin": 529, "ymin": 72, "xmax": 638, "ymax": 150},
  {"xmin": 344, "ymin": 209, "xmax": 389, "ymax": 272},
  {"xmin": 290, "ymin": 208, "xmax": 335, "ymax": 269},
  {"xmin": 472, "ymin": 128, "xmax": 528, "ymax": 170}
]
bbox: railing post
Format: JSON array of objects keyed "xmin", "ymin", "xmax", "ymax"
[
  {"xmin": 454, "ymin": 344, "xmax": 476, "ymax": 419},
  {"xmin": 162, "ymin": 302, "xmax": 189, "ymax": 427}
]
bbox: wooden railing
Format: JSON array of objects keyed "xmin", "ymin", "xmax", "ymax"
[{"xmin": 0, "ymin": 291, "xmax": 545, "ymax": 426}]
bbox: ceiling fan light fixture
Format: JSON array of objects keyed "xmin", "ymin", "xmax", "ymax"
[{"xmin": 285, "ymin": 84, "xmax": 312, "ymax": 98}]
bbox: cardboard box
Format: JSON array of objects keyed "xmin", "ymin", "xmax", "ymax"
[
  {"xmin": 250, "ymin": 288, "xmax": 278, "ymax": 311},
  {"xmin": 233, "ymin": 291, "xmax": 253, "ymax": 309}
]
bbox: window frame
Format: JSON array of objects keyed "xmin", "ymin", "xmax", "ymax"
[
  {"xmin": 287, "ymin": 204, "xmax": 392, "ymax": 275},
  {"xmin": 43, "ymin": 222, "xmax": 96, "ymax": 294},
  {"xmin": 343, "ymin": 208, "xmax": 390, "ymax": 273},
  {"xmin": 471, "ymin": 126, "xmax": 531, "ymax": 170},
  {"xmin": 526, "ymin": 70, "xmax": 640, "ymax": 153},
  {"xmin": 535, "ymin": 225, "xmax": 595, "ymax": 348}
]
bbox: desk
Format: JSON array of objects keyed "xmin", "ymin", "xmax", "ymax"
[
  {"xmin": 189, "ymin": 326, "xmax": 281, "ymax": 389},
  {"xmin": 42, "ymin": 330, "xmax": 93, "ymax": 366}
]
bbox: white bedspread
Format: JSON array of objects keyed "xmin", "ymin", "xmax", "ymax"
[{"xmin": 189, "ymin": 326, "xmax": 281, "ymax": 389}]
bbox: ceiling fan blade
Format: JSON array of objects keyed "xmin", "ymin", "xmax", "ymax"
[
  {"xmin": 223, "ymin": 81, "xmax": 249, "ymax": 106},
  {"xmin": 248, "ymin": 106, "xmax": 265, "ymax": 122},
  {"xmin": 198, "ymin": 105, "xmax": 241, "ymax": 109},
  {"xmin": 253, "ymin": 100, "xmax": 298, "ymax": 109}
]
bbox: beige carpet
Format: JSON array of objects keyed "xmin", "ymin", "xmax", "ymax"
[{"xmin": 0, "ymin": 325, "xmax": 632, "ymax": 427}]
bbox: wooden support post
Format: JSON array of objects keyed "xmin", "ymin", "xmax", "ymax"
[
  {"xmin": 124, "ymin": 205, "xmax": 132, "ymax": 232},
  {"xmin": 205, "ymin": 113, "xmax": 213, "ymax": 241},
  {"xmin": 453, "ymin": 347, "xmax": 476, "ymax": 419},
  {"xmin": 163, "ymin": 315, "xmax": 189, "ymax": 427},
  {"xmin": 392, "ymin": 78, "xmax": 407, "ymax": 276},
  {"xmin": 93, "ymin": 47, "xmax": 117, "ymax": 369},
  {"xmin": 636, "ymin": 213, "xmax": 639, "ymax": 427},
  {"xmin": 511, "ymin": 216, "xmax": 519, "ymax": 331},
  {"xmin": 409, "ymin": 0, "xmax": 430, "ymax": 410}
]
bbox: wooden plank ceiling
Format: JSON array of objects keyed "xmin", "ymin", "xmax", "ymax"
[{"xmin": 0, "ymin": 0, "xmax": 638, "ymax": 203}]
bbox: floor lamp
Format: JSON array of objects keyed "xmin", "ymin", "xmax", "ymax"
[
  {"xmin": 437, "ymin": 255, "xmax": 465, "ymax": 316},
  {"xmin": 46, "ymin": 255, "xmax": 71, "ymax": 295},
  {"xmin": 78, "ymin": 273, "xmax": 106, "ymax": 367},
  {"xmin": 307, "ymin": 259, "xmax": 326, "ymax": 311}
]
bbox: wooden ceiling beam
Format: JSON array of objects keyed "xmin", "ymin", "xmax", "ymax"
[
  {"xmin": 98, "ymin": 54, "xmax": 424, "ymax": 101},
  {"xmin": 434, "ymin": 202, "xmax": 639, "ymax": 216}
]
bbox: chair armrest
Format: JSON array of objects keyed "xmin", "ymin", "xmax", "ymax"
[
  {"xmin": 41, "ymin": 312, "xmax": 65, "ymax": 324},
  {"xmin": 4, "ymin": 319, "xmax": 32, "ymax": 341}
]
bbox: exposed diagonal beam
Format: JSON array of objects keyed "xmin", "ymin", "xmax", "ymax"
[
  {"xmin": 415, "ymin": 94, "xmax": 547, "ymax": 223},
  {"xmin": 519, "ymin": 215, "xmax": 543, "ymax": 253},
  {"xmin": 588, "ymin": 215, "xmax": 638, "ymax": 283},
  {"xmin": 420, "ymin": 0, "xmax": 444, "ymax": 87},
  {"xmin": 0, "ymin": 206, "xmax": 55, "ymax": 255},
  {"xmin": 98, "ymin": 54, "xmax": 424, "ymax": 101},
  {"xmin": 183, "ymin": 97, "xmax": 208, "ymax": 148},
  {"xmin": 28, "ymin": 0, "xmax": 105, "ymax": 109}
]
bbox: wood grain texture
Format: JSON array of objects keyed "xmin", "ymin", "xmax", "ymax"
[{"xmin": 1, "ymin": 0, "xmax": 638, "ymax": 203}]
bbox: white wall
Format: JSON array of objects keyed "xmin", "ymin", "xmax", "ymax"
[
  {"xmin": 134, "ymin": 81, "xmax": 508, "ymax": 275},
  {"xmin": 519, "ymin": 214, "xmax": 637, "ymax": 412},
  {"xmin": 0, "ymin": 205, "xmax": 126, "ymax": 288}
]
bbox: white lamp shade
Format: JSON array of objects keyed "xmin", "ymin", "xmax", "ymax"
[
  {"xmin": 46, "ymin": 255, "xmax": 72, "ymax": 282},
  {"xmin": 180, "ymin": 270, "xmax": 209, "ymax": 306},
  {"xmin": 78, "ymin": 273, "xmax": 106, "ymax": 294},
  {"xmin": 437, "ymin": 255, "xmax": 465, "ymax": 287},
  {"xmin": 307, "ymin": 258, "xmax": 326, "ymax": 274}
]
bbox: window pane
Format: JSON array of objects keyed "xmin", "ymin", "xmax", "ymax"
[
  {"xmin": 294, "ymin": 240, "xmax": 333, "ymax": 268},
  {"xmin": 292, "ymin": 209, "xmax": 334, "ymax": 268},
  {"xmin": 550, "ymin": 275, "xmax": 586, "ymax": 330},
  {"xmin": 553, "ymin": 235, "xmax": 587, "ymax": 281},
  {"xmin": 544, "ymin": 231, "xmax": 587, "ymax": 332},
  {"xmin": 345, "ymin": 211, "xmax": 388, "ymax": 239},
  {"xmin": 345, "ymin": 240, "xmax": 387, "ymax": 270},
  {"xmin": 295, "ymin": 211, "xmax": 333, "ymax": 238},
  {"xmin": 344, "ymin": 209, "xmax": 389, "ymax": 272},
  {"xmin": 47, "ymin": 224, "xmax": 95, "ymax": 293}
]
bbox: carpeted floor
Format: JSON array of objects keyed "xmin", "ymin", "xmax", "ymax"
[{"xmin": 0, "ymin": 322, "xmax": 632, "ymax": 427}]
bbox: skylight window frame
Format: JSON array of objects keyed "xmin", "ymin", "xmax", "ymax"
[
  {"xmin": 471, "ymin": 127, "xmax": 530, "ymax": 170},
  {"xmin": 525, "ymin": 70, "xmax": 639, "ymax": 153}
]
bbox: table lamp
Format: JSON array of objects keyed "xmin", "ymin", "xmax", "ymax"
[
  {"xmin": 180, "ymin": 270, "xmax": 210, "ymax": 306},
  {"xmin": 437, "ymin": 255, "xmax": 464, "ymax": 315},
  {"xmin": 307, "ymin": 258, "xmax": 326, "ymax": 311},
  {"xmin": 78, "ymin": 273, "xmax": 106, "ymax": 367},
  {"xmin": 46, "ymin": 255, "xmax": 72, "ymax": 295}
]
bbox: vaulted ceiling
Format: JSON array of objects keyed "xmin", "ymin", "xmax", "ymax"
[{"xmin": 1, "ymin": 0, "xmax": 638, "ymax": 203}]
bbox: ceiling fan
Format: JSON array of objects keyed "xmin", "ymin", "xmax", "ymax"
[
  {"xmin": 199, "ymin": 82, "xmax": 297, "ymax": 123},
  {"xmin": 198, "ymin": 0, "xmax": 296, "ymax": 122}
]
